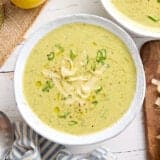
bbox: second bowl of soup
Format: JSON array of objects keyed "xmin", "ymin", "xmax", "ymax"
[{"xmin": 101, "ymin": 0, "xmax": 160, "ymax": 37}]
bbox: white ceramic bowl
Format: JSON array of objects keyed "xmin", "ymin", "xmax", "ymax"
[
  {"xmin": 101, "ymin": 0, "xmax": 160, "ymax": 38},
  {"xmin": 14, "ymin": 14, "xmax": 145, "ymax": 146}
]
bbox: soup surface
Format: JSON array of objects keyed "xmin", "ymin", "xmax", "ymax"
[
  {"xmin": 111, "ymin": 0, "xmax": 160, "ymax": 29},
  {"xmin": 23, "ymin": 23, "xmax": 136, "ymax": 135}
]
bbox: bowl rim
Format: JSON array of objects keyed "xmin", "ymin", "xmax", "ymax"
[
  {"xmin": 101, "ymin": 0, "xmax": 160, "ymax": 38},
  {"xmin": 14, "ymin": 13, "xmax": 146, "ymax": 146}
]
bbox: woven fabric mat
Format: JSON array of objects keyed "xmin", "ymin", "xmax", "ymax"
[{"xmin": 0, "ymin": 0, "xmax": 46, "ymax": 67}]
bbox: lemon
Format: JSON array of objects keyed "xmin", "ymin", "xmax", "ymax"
[{"xmin": 11, "ymin": 0, "xmax": 46, "ymax": 9}]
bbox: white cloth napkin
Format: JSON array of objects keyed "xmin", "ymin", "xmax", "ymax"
[{"xmin": 5, "ymin": 122, "xmax": 117, "ymax": 160}]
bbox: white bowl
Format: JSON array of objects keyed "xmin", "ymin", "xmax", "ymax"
[
  {"xmin": 101, "ymin": 0, "xmax": 160, "ymax": 38},
  {"xmin": 14, "ymin": 14, "xmax": 145, "ymax": 146}
]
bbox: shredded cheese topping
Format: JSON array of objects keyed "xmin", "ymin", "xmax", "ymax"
[{"xmin": 42, "ymin": 58, "xmax": 106, "ymax": 106}]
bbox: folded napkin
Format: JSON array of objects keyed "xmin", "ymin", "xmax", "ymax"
[{"xmin": 6, "ymin": 122, "xmax": 117, "ymax": 160}]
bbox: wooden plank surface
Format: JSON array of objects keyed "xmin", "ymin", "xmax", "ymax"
[{"xmin": 141, "ymin": 41, "xmax": 160, "ymax": 160}]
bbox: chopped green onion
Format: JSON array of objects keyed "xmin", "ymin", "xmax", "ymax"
[
  {"xmin": 58, "ymin": 112, "xmax": 69, "ymax": 119},
  {"xmin": 69, "ymin": 50, "xmax": 77, "ymax": 60},
  {"xmin": 91, "ymin": 62, "xmax": 96, "ymax": 71},
  {"xmin": 85, "ymin": 54, "xmax": 89, "ymax": 66},
  {"xmin": 147, "ymin": 15, "xmax": 159, "ymax": 22},
  {"xmin": 96, "ymin": 49, "xmax": 107, "ymax": 64},
  {"xmin": 95, "ymin": 86, "xmax": 102, "ymax": 93},
  {"xmin": 68, "ymin": 120, "xmax": 78, "ymax": 126},
  {"xmin": 55, "ymin": 44, "xmax": 64, "ymax": 53},
  {"xmin": 47, "ymin": 52, "xmax": 55, "ymax": 61},
  {"xmin": 42, "ymin": 80, "xmax": 54, "ymax": 92},
  {"xmin": 42, "ymin": 86, "xmax": 50, "ymax": 92},
  {"xmin": 46, "ymin": 80, "xmax": 54, "ymax": 88},
  {"xmin": 86, "ymin": 55, "xmax": 89, "ymax": 65},
  {"xmin": 92, "ymin": 100, "xmax": 98, "ymax": 105}
]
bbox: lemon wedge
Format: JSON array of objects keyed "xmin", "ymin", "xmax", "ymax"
[{"xmin": 11, "ymin": 0, "xmax": 46, "ymax": 9}]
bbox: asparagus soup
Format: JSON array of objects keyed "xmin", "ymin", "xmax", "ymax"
[{"xmin": 23, "ymin": 23, "xmax": 136, "ymax": 135}]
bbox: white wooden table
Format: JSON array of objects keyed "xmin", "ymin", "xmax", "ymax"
[{"xmin": 0, "ymin": 0, "xmax": 151, "ymax": 159}]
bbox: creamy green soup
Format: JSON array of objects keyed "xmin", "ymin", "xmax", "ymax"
[
  {"xmin": 112, "ymin": 0, "xmax": 160, "ymax": 29},
  {"xmin": 23, "ymin": 23, "xmax": 136, "ymax": 135}
]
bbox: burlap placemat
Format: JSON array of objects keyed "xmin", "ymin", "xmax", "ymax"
[{"xmin": 0, "ymin": 0, "xmax": 46, "ymax": 67}]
